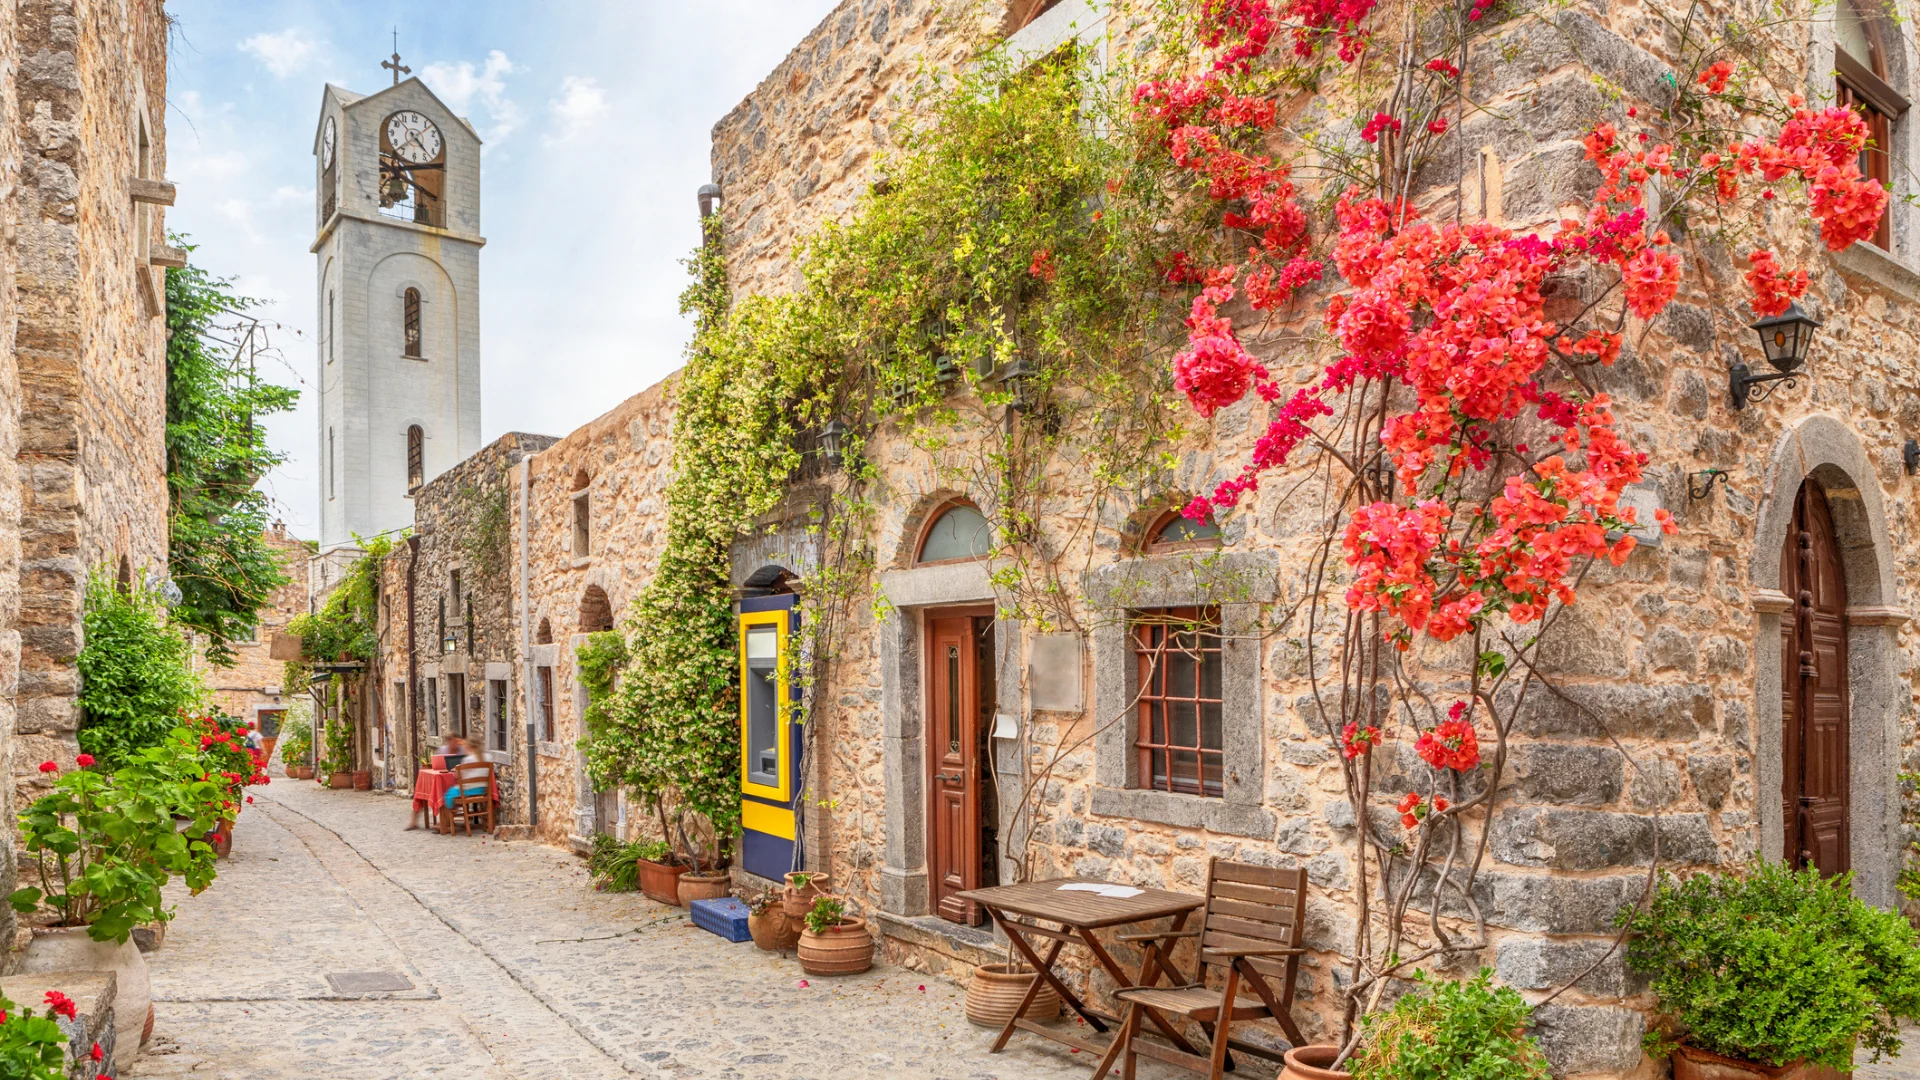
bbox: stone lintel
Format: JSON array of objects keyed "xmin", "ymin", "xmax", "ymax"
[
  {"xmin": 1749, "ymin": 588, "xmax": 1792, "ymax": 614},
  {"xmin": 1088, "ymin": 786, "xmax": 1277, "ymax": 840},
  {"xmin": 1846, "ymin": 604, "xmax": 1910, "ymax": 626}
]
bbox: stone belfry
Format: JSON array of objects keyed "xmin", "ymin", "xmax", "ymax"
[{"xmin": 311, "ymin": 47, "xmax": 484, "ymax": 552}]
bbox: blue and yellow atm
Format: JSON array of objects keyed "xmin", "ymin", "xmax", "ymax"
[{"xmin": 738, "ymin": 596, "xmax": 804, "ymax": 882}]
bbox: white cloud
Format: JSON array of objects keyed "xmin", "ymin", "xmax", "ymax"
[
  {"xmin": 545, "ymin": 76, "xmax": 608, "ymax": 144},
  {"xmin": 239, "ymin": 29, "xmax": 318, "ymax": 78},
  {"xmin": 421, "ymin": 50, "xmax": 523, "ymax": 145}
]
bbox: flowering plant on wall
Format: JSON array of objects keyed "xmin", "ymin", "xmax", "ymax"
[{"xmin": 1141, "ymin": 0, "xmax": 1885, "ymax": 1050}]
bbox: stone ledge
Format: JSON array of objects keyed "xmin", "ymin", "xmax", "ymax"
[
  {"xmin": 1089, "ymin": 786, "xmax": 1277, "ymax": 840},
  {"xmin": 871, "ymin": 910, "xmax": 1002, "ymax": 970},
  {"xmin": 1, "ymin": 970, "xmax": 116, "ymax": 1079},
  {"xmin": 1831, "ymin": 240, "xmax": 1920, "ymax": 299}
]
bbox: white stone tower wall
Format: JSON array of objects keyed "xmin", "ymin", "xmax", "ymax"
[{"xmin": 313, "ymin": 80, "xmax": 484, "ymax": 551}]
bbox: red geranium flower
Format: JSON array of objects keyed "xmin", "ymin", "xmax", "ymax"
[
  {"xmin": 75, "ymin": 754, "xmax": 94, "ymax": 767},
  {"xmin": 36, "ymin": 761, "xmax": 56, "ymax": 774},
  {"xmin": 44, "ymin": 990, "xmax": 76, "ymax": 1020}
]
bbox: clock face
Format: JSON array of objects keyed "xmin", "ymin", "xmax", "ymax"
[
  {"xmin": 384, "ymin": 111, "xmax": 443, "ymax": 165},
  {"xmin": 320, "ymin": 116, "xmax": 336, "ymax": 170}
]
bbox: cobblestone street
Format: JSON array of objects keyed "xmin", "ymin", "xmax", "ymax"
[{"xmin": 126, "ymin": 779, "xmax": 1178, "ymax": 1080}]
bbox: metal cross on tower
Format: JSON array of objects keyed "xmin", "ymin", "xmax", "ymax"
[{"xmin": 382, "ymin": 30, "xmax": 410, "ymax": 85}]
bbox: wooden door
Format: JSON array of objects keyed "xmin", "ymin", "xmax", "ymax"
[
  {"xmin": 1781, "ymin": 481, "xmax": 1850, "ymax": 876},
  {"xmin": 928, "ymin": 615, "xmax": 982, "ymax": 924}
]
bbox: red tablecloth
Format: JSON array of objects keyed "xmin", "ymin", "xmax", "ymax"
[{"xmin": 411, "ymin": 768, "xmax": 496, "ymax": 812}]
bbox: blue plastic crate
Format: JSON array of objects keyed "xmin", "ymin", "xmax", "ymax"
[{"xmin": 690, "ymin": 896, "xmax": 751, "ymax": 943}]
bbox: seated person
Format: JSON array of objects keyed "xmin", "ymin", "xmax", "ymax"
[{"xmin": 434, "ymin": 734, "xmax": 470, "ymax": 769}]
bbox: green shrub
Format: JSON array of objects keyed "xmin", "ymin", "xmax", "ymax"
[
  {"xmin": 77, "ymin": 571, "xmax": 204, "ymax": 770},
  {"xmin": 277, "ymin": 715, "xmax": 313, "ymax": 770},
  {"xmin": 1620, "ymin": 861, "xmax": 1920, "ymax": 1068},
  {"xmin": 803, "ymin": 896, "xmax": 845, "ymax": 935},
  {"xmin": 586, "ymin": 835, "xmax": 645, "ymax": 893},
  {"xmin": 1351, "ymin": 970, "xmax": 1549, "ymax": 1080}
]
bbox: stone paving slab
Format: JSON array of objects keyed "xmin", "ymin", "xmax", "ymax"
[{"xmin": 129, "ymin": 780, "xmax": 1182, "ymax": 1079}]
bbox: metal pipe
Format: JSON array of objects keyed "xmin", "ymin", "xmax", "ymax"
[{"xmin": 519, "ymin": 457, "xmax": 537, "ymax": 832}]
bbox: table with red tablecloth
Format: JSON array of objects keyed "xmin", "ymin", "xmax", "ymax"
[{"xmin": 412, "ymin": 767, "xmax": 498, "ymax": 829}]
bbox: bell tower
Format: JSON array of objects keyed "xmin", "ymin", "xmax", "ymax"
[{"xmin": 312, "ymin": 54, "xmax": 484, "ymax": 552}]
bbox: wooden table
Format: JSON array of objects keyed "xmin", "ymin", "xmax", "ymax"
[{"xmin": 954, "ymin": 878, "xmax": 1206, "ymax": 1061}]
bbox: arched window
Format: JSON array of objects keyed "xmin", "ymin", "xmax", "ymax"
[
  {"xmin": 403, "ymin": 288, "xmax": 422, "ymax": 357},
  {"xmin": 579, "ymin": 586, "xmax": 614, "ymax": 633},
  {"xmin": 536, "ymin": 617, "xmax": 553, "ymax": 645},
  {"xmin": 1144, "ymin": 509, "xmax": 1222, "ymax": 553},
  {"xmin": 1835, "ymin": 0, "xmax": 1906, "ymax": 249},
  {"xmin": 572, "ymin": 470, "xmax": 592, "ymax": 557},
  {"xmin": 406, "ymin": 425, "xmax": 425, "ymax": 493},
  {"xmin": 915, "ymin": 502, "xmax": 991, "ymax": 565}
]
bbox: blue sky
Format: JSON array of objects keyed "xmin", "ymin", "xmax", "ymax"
[{"xmin": 165, "ymin": 1, "xmax": 842, "ymax": 539}]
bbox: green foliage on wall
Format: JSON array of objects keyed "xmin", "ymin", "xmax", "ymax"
[
  {"xmin": 77, "ymin": 570, "xmax": 206, "ymax": 770},
  {"xmin": 283, "ymin": 535, "xmax": 395, "ymax": 689},
  {"xmin": 164, "ymin": 240, "xmax": 300, "ymax": 666}
]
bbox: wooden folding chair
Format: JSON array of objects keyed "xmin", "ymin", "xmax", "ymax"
[
  {"xmin": 1087, "ymin": 859, "xmax": 1308, "ymax": 1080},
  {"xmin": 445, "ymin": 762, "xmax": 495, "ymax": 836}
]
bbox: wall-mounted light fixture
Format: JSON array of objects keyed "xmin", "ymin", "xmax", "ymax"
[
  {"xmin": 1688, "ymin": 468, "xmax": 1730, "ymax": 502},
  {"xmin": 820, "ymin": 419, "xmax": 847, "ymax": 467},
  {"xmin": 1730, "ymin": 302, "xmax": 1820, "ymax": 409},
  {"xmin": 1000, "ymin": 357, "xmax": 1035, "ymax": 413},
  {"xmin": 441, "ymin": 630, "xmax": 458, "ymax": 655}
]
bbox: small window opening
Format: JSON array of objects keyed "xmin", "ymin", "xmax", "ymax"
[
  {"xmin": 536, "ymin": 617, "xmax": 553, "ymax": 645},
  {"xmin": 579, "ymin": 585, "xmax": 613, "ymax": 634},
  {"xmin": 1835, "ymin": 0, "xmax": 1906, "ymax": 249},
  {"xmin": 1144, "ymin": 509, "xmax": 1223, "ymax": 553},
  {"xmin": 403, "ymin": 287, "xmax": 422, "ymax": 357},
  {"xmin": 407, "ymin": 425, "xmax": 424, "ymax": 493},
  {"xmin": 916, "ymin": 502, "xmax": 992, "ymax": 565},
  {"xmin": 537, "ymin": 666, "xmax": 555, "ymax": 742}
]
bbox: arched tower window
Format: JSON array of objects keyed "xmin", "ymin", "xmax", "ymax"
[
  {"xmin": 403, "ymin": 288, "xmax": 422, "ymax": 358},
  {"xmin": 1835, "ymin": 0, "xmax": 1907, "ymax": 249},
  {"xmin": 916, "ymin": 502, "xmax": 992, "ymax": 565},
  {"xmin": 406, "ymin": 425, "xmax": 424, "ymax": 493}
]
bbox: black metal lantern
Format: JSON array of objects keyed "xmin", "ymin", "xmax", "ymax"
[
  {"xmin": 441, "ymin": 630, "xmax": 458, "ymax": 655},
  {"xmin": 820, "ymin": 419, "xmax": 847, "ymax": 467},
  {"xmin": 1000, "ymin": 357, "xmax": 1034, "ymax": 413},
  {"xmin": 1905, "ymin": 438, "xmax": 1920, "ymax": 476},
  {"xmin": 1730, "ymin": 302, "xmax": 1820, "ymax": 409}
]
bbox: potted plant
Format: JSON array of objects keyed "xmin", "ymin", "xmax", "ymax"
[
  {"xmin": 8, "ymin": 754, "xmax": 218, "ymax": 1071},
  {"xmin": 964, "ymin": 961, "xmax": 1062, "ymax": 1028},
  {"xmin": 0, "ymin": 988, "xmax": 80, "ymax": 1079},
  {"xmin": 743, "ymin": 889, "xmax": 798, "ymax": 952},
  {"xmin": 585, "ymin": 834, "xmax": 643, "ymax": 893},
  {"xmin": 279, "ymin": 717, "xmax": 314, "ymax": 779},
  {"xmin": 1620, "ymin": 861, "xmax": 1920, "ymax": 1079},
  {"xmin": 633, "ymin": 839, "xmax": 690, "ymax": 906},
  {"xmin": 796, "ymin": 896, "xmax": 873, "ymax": 976},
  {"xmin": 782, "ymin": 870, "xmax": 831, "ymax": 917},
  {"xmin": 1336, "ymin": 970, "xmax": 1547, "ymax": 1080},
  {"xmin": 678, "ymin": 864, "xmax": 731, "ymax": 905}
]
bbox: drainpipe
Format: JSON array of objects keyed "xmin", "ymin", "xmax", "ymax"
[
  {"xmin": 406, "ymin": 534, "xmax": 421, "ymax": 782},
  {"xmin": 519, "ymin": 457, "xmax": 537, "ymax": 832}
]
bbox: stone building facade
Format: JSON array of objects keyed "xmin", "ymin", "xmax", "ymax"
[{"xmin": 367, "ymin": 0, "xmax": 1920, "ymax": 1074}]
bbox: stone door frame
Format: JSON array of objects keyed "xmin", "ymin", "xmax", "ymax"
[{"xmin": 1750, "ymin": 415, "xmax": 1907, "ymax": 906}]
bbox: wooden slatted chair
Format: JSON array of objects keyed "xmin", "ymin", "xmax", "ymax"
[
  {"xmin": 1087, "ymin": 859, "xmax": 1308, "ymax": 1080},
  {"xmin": 445, "ymin": 761, "xmax": 495, "ymax": 836}
]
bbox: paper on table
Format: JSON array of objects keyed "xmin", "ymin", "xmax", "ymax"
[{"xmin": 1057, "ymin": 882, "xmax": 1144, "ymax": 899}]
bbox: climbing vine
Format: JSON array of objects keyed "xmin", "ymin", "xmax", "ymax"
[{"xmin": 282, "ymin": 535, "xmax": 395, "ymax": 689}]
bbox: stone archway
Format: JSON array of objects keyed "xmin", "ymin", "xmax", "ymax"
[{"xmin": 1750, "ymin": 415, "xmax": 1906, "ymax": 906}]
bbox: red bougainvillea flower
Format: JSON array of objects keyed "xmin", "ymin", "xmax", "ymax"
[
  {"xmin": 1425, "ymin": 57, "xmax": 1458, "ymax": 78},
  {"xmin": 75, "ymin": 754, "xmax": 94, "ymax": 768},
  {"xmin": 1415, "ymin": 718, "xmax": 1482, "ymax": 772},
  {"xmin": 44, "ymin": 991, "xmax": 76, "ymax": 1020},
  {"xmin": 1028, "ymin": 248, "xmax": 1058, "ymax": 282},
  {"xmin": 1360, "ymin": 111, "xmax": 1401, "ymax": 143},
  {"xmin": 36, "ymin": 761, "xmax": 56, "ymax": 774},
  {"xmin": 1744, "ymin": 249, "xmax": 1810, "ymax": 318},
  {"xmin": 1697, "ymin": 60, "xmax": 1734, "ymax": 93},
  {"xmin": 1427, "ymin": 117, "xmax": 1449, "ymax": 135},
  {"xmin": 1340, "ymin": 722, "xmax": 1382, "ymax": 759},
  {"xmin": 1622, "ymin": 245, "xmax": 1681, "ymax": 319}
]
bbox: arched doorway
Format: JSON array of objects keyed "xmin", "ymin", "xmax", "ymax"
[{"xmin": 1779, "ymin": 480, "xmax": 1849, "ymax": 876}]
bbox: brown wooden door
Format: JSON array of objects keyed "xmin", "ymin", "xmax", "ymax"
[
  {"xmin": 1780, "ymin": 481, "xmax": 1850, "ymax": 876},
  {"xmin": 928, "ymin": 615, "xmax": 982, "ymax": 925}
]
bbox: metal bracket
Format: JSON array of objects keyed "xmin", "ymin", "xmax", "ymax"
[
  {"xmin": 1688, "ymin": 468, "xmax": 1730, "ymax": 501},
  {"xmin": 1729, "ymin": 362, "xmax": 1799, "ymax": 409}
]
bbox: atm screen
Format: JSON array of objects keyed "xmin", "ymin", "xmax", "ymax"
[{"xmin": 745, "ymin": 625, "xmax": 779, "ymax": 788}]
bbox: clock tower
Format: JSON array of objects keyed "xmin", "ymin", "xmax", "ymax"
[{"xmin": 312, "ymin": 64, "xmax": 484, "ymax": 552}]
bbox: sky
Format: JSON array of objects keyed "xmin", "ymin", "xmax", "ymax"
[{"xmin": 164, "ymin": 1, "xmax": 843, "ymax": 541}]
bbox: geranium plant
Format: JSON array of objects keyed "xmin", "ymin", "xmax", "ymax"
[{"xmin": 0, "ymin": 990, "xmax": 83, "ymax": 1080}]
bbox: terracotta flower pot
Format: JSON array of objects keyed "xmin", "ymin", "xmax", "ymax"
[
  {"xmin": 21, "ymin": 926, "xmax": 150, "ymax": 1070},
  {"xmin": 637, "ymin": 858, "xmax": 690, "ymax": 906},
  {"xmin": 1281, "ymin": 1046, "xmax": 1351, "ymax": 1080},
  {"xmin": 1672, "ymin": 1045, "xmax": 1829, "ymax": 1080},
  {"xmin": 747, "ymin": 907, "xmax": 799, "ymax": 951},
  {"xmin": 964, "ymin": 962, "xmax": 1062, "ymax": 1027},
  {"xmin": 210, "ymin": 821, "xmax": 234, "ymax": 859},
  {"xmin": 328, "ymin": 772, "xmax": 352, "ymax": 789},
  {"xmin": 293, "ymin": 766, "xmax": 314, "ymax": 780},
  {"xmin": 352, "ymin": 770, "xmax": 372, "ymax": 790},
  {"xmin": 782, "ymin": 871, "xmax": 832, "ymax": 917},
  {"xmin": 797, "ymin": 916, "xmax": 873, "ymax": 976},
  {"xmin": 677, "ymin": 870, "xmax": 731, "ymax": 906}
]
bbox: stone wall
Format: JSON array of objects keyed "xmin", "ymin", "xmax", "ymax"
[
  {"xmin": 696, "ymin": 1, "xmax": 1920, "ymax": 1076},
  {"xmin": 11, "ymin": 0, "xmax": 172, "ymax": 802},
  {"xmin": 382, "ymin": 432, "xmax": 555, "ymax": 812},
  {"xmin": 198, "ymin": 526, "xmax": 311, "ymax": 726},
  {"xmin": 510, "ymin": 380, "xmax": 675, "ymax": 849}
]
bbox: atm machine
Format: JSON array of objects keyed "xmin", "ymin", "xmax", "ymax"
[{"xmin": 738, "ymin": 595, "xmax": 803, "ymax": 882}]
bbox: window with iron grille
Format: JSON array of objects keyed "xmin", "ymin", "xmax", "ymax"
[
  {"xmin": 1835, "ymin": 0, "xmax": 1908, "ymax": 250},
  {"xmin": 1132, "ymin": 607, "xmax": 1224, "ymax": 797},
  {"xmin": 489, "ymin": 679, "xmax": 508, "ymax": 753},
  {"xmin": 403, "ymin": 287, "xmax": 422, "ymax": 357},
  {"xmin": 425, "ymin": 677, "xmax": 440, "ymax": 736},
  {"xmin": 537, "ymin": 666, "xmax": 555, "ymax": 742},
  {"xmin": 407, "ymin": 425, "xmax": 424, "ymax": 493}
]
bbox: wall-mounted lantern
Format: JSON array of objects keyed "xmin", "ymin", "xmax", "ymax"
[
  {"xmin": 819, "ymin": 419, "xmax": 847, "ymax": 467},
  {"xmin": 441, "ymin": 630, "xmax": 458, "ymax": 655},
  {"xmin": 1730, "ymin": 302, "xmax": 1820, "ymax": 409}
]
